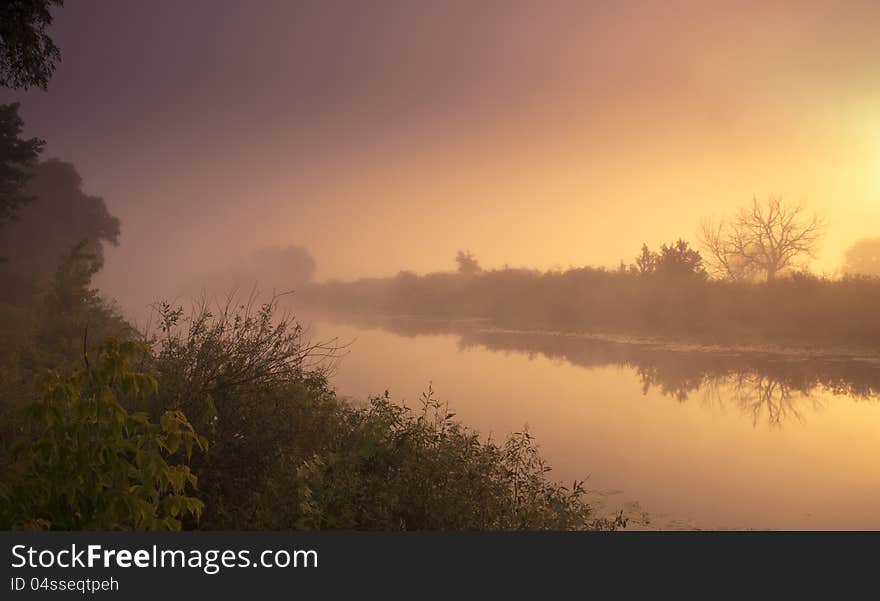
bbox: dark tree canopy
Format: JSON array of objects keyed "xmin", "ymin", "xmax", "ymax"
[
  {"xmin": 0, "ymin": 158, "xmax": 120, "ymax": 302},
  {"xmin": 0, "ymin": 102, "xmax": 44, "ymax": 225},
  {"xmin": 0, "ymin": 0, "xmax": 64, "ymax": 90}
]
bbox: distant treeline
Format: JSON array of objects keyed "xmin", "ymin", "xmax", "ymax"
[{"xmin": 302, "ymin": 246, "xmax": 880, "ymax": 349}]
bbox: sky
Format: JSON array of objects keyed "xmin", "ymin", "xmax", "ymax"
[{"xmin": 3, "ymin": 0, "xmax": 880, "ymax": 311}]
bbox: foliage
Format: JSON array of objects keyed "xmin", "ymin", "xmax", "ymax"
[
  {"xmin": 0, "ymin": 339, "xmax": 206, "ymax": 530},
  {"xmin": 0, "ymin": 102, "xmax": 44, "ymax": 226},
  {"xmin": 0, "ymin": 241, "xmax": 132, "ymax": 466},
  {"xmin": 0, "ymin": 0, "xmax": 64, "ymax": 90},
  {"xmin": 634, "ymin": 243, "xmax": 655, "ymax": 275},
  {"xmin": 0, "ymin": 169, "xmax": 129, "ymax": 490},
  {"xmin": 631, "ymin": 240, "xmax": 706, "ymax": 280},
  {"xmin": 0, "ymin": 241, "xmax": 132, "ymax": 392},
  {"xmin": 144, "ymin": 294, "xmax": 342, "ymax": 528},
  {"xmin": 135, "ymin": 294, "xmax": 622, "ymax": 530},
  {"xmin": 0, "ymin": 159, "xmax": 120, "ymax": 301},
  {"xmin": 284, "ymin": 388, "xmax": 625, "ymax": 531}
]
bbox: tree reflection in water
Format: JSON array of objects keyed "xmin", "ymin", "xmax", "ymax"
[{"xmin": 315, "ymin": 313, "xmax": 880, "ymax": 427}]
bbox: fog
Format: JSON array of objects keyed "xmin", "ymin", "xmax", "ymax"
[
  {"xmin": 4, "ymin": 1, "xmax": 880, "ymax": 531},
  {"xmin": 0, "ymin": 1, "xmax": 876, "ymax": 320}
]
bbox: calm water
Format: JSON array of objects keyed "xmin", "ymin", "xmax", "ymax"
[{"xmin": 304, "ymin": 314, "xmax": 880, "ymax": 530}]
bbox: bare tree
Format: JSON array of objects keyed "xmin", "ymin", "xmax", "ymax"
[{"xmin": 700, "ymin": 197, "xmax": 824, "ymax": 282}]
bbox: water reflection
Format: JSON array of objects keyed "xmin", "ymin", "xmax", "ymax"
[{"xmin": 316, "ymin": 313, "xmax": 880, "ymax": 427}]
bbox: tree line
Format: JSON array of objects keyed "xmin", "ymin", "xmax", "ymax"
[{"xmin": 303, "ymin": 198, "xmax": 880, "ymax": 349}]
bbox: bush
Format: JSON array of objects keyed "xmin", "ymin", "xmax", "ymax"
[
  {"xmin": 0, "ymin": 339, "xmax": 206, "ymax": 530},
  {"xmin": 139, "ymin": 294, "xmax": 621, "ymax": 530},
  {"xmin": 284, "ymin": 388, "xmax": 624, "ymax": 531}
]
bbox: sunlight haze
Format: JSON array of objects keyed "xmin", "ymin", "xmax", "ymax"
[{"xmin": 0, "ymin": 1, "xmax": 877, "ymax": 311}]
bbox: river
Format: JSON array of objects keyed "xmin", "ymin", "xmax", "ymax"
[{"xmin": 301, "ymin": 314, "xmax": 880, "ymax": 530}]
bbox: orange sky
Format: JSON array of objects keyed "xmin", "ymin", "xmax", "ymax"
[
  {"xmin": 245, "ymin": 1, "xmax": 880, "ymax": 280},
  {"xmin": 2, "ymin": 1, "xmax": 879, "ymax": 311}
]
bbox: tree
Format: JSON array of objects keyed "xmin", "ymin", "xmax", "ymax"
[
  {"xmin": 0, "ymin": 103, "xmax": 45, "ymax": 226},
  {"xmin": 655, "ymin": 239, "xmax": 707, "ymax": 279},
  {"xmin": 0, "ymin": 158, "xmax": 120, "ymax": 301},
  {"xmin": 634, "ymin": 244, "xmax": 655, "ymax": 275},
  {"xmin": 700, "ymin": 197, "xmax": 824, "ymax": 282},
  {"xmin": 842, "ymin": 237, "xmax": 880, "ymax": 277},
  {"xmin": 455, "ymin": 250, "xmax": 481, "ymax": 276},
  {"xmin": 147, "ymin": 294, "xmax": 342, "ymax": 528},
  {"xmin": 632, "ymin": 240, "xmax": 706, "ymax": 279},
  {"xmin": 197, "ymin": 245, "xmax": 317, "ymax": 295},
  {"xmin": 0, "ymin": 0, "xmax": 64, "ymax": 90}
]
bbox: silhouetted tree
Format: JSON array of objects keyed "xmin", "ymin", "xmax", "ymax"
[
  {"xmin": 455, "ymin": 250, "xmax": 481, "ymax": 276},
  {"xmin": 655, "ymin": 240, "xmax": 707, "ymax": 279},
  {"xmin": 0, "ymin": 102, "xmax": 44, "ymax": 226},
  {"xmin": 0, "ymin": 159, "xmax": 119, "ymax": 302},
  {"xmin": 701, "ymin": 197, "xmax": 824, "ymax": 282},
  {"xmin": 633, "ymin": 240, "xmax": 706, "ymax": 279},
  {"xmin": 634, "ymin": 244, "xmax": 655, "ymax": 275},
  {"xmin": 42, "ymin": 239, "xmax": 103, "ymax": 314},
  {"xmin": 842, "ymin": 237, "xmax": 880, "ymax": 277},
  {"xmin": 0, "ymin": 0, "xmax": 64, "ymax": 90}
]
